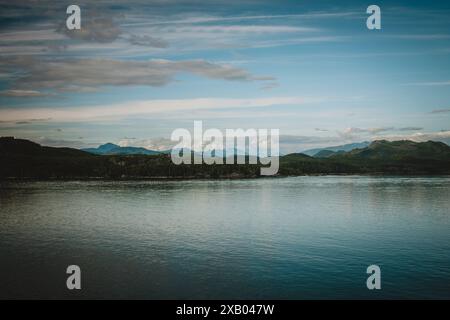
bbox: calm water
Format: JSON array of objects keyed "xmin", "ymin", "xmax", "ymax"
[{"xmin": 0, "ymin": 176, "xmax": 449, "ymax": 299}]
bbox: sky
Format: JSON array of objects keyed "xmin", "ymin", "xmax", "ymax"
[{"xmin": 1, "ymin": 0, "xmax": 450, "ymax": 153}]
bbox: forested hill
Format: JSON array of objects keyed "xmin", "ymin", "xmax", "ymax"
[{"xmin": 1, "ymin": 137, "xmax": 450, "ymax": 179}]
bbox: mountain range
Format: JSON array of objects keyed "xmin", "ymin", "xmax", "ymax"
[
  {"xmin": 1, "ymin": 137, "xmax": 450, "ymax": 179},
  {"xmin": 81, "ymin": 141, "xmax": 372, "ymax": 157},
  {"xmin": 82, "ymin": 143, "xmax": 263, "ymax": 157}
]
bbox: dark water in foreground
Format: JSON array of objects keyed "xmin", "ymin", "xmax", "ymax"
[{"xmin": 0, "ymin": 176, "xmax": 449, "ymax": 299}]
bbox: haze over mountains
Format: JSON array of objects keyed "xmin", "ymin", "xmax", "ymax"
[{"xmin": 302, "ymin": 141, "xmax": 371, "ymax": 157}]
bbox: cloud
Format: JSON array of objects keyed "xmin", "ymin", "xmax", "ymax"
[
  {"xmin": 407, "ymin": 81, "xmax": 450, "ymax": 86},
  {"xmin": 338, "ymin": 127, "xmax": 394, "ymax": 139},
  {"xmin": 0, "ymin": 96, "xmax": 305, "ymax": 122},
  {"xmin": 2, "ymin": 57, "xmax": 274, "ymax": 93},
  {"xmin": 127, "ymin": 34, "xmax": 169, "ymax": 48},
  {"xmin": 125, "ymin": 23, "xmax": 330, "ymax": 52},
  {"xmin": 0, "ymin": 89, "xmax": 51, "ymax": 97},
  {"xmin": 389, "ymin": 34, "xmax": 450, "ymax": 40},
  {"xmin": 260, "ymin": 82, "xmax": 279, "ymax": 91},
  {"xmin": 367, "ymin": 127, "xmax": 395, "ymax": 134},
  {"xmin": 148, "ymin": 25, "xmax": 316, "ymax": 34},
  {"xmin": 0, "ymin": 1, "xmax": 351, "ymax": 60},
  {"xmin": 123, "ymin": 12, "xmax": 358, "ymax": 27},
  {"xmin": 0, "ymin": 29, "xmax": 66, "ymax": 42},
  {"xmin": 0, "ymin": 117, "xmax": 52, "ymax": 124},
  {"xmin": 59, "ymin": 13, "xmax": 169, "ymax": 48},
  {"xmin": 336, "ymin": 127, "xmax": 429, "ymax": 140},
  {"xmin": 0, "ymin": 1, "xmax": 336, "ymax": 57},
  {"xmin": 399, "ymin": 127, "xmax": 423, "ymax": 131},
  {"xmin": 118, "ymin": 137, "xmax": 174, "ymax": 151},
  {"xmin": 58, "ymin": 16, "xmax": 122, "ymax": 43},
  {"xmin": 429, "ymin": 108, "xmax": 450, "ymax": 114}
]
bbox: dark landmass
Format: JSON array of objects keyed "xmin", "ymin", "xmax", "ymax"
[{"xmin": 1, "ymin": 137, "xmax": 450, "ymax": 179}]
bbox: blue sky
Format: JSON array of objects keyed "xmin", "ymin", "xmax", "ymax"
[{"xmin": 1, "ymin": 0, "xmax": 450, "ymax": 152}]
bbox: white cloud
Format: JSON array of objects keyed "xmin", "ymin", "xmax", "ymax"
[
  {"xmin": 0, "ymin": 89, "xmax": 51, "ymax": 97},
  {"xmin": 0, "ymin": 29, "xmax": 66, "ymax": 42},
  {"xmin": 337, "ymin": 127, "xmax": 394, "ymax": 139},
  {"xmin": 122, "ymin": 12, "xmax": 358, "ymax": 27},
  {"xmin": 0, "ymin": 96, "xmax": 307, "ymax": 122}
]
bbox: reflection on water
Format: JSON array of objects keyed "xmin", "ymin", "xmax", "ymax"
[{"xmin": 1, "ymin": 176, "xmax": 450, "ymax": 299}]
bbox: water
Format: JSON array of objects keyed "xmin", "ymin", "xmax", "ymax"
[{"xmin": 0, "ymin": 176, "xmax": 449, "ymax": 299}]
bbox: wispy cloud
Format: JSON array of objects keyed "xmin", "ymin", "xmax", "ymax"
[
  {"xmin": 127, "ymin": 34, "xmax": 169, "ymax": 48},
  {"xmin": 388, "ymin": 34, "xmax": 450, "ymax": 40},
  {"xmin": 429, "ymin": 108, "xmax": 450, "ymax": 114},
  {"xmin": 406, "ymin": 81, "xmax": 450, "ymax": 86},
  {"xmin": 0, "ymin": 90, "xmax": 51, "ymax": 97},
  {"xmin": 146, "ymin": 25, "xmax": 317, "ymax": 34},
  {"xmin": 122, "ymin": 12, "xmax": 358, "ymax": 27},
  {"xmin": 337, "ymin": 127, "xmax": 395, "ymax": 139},
  {"xmin": 0, "ymin": 29, "xmax": 66, "ymax": 42},
  {"xmin": 398, "ymin": 127, "xmax": 423, "ymax": 131},
  {"xmin": 0, "ymin": 96, "xmax": 308, "ymax": 122},
  {"xmin": 58, "ymin": 16, "xmax": 122, "ymax": 43},
  {"xmin": 1, "ymin": 57, "xmax": 274, "ymax": 94}
]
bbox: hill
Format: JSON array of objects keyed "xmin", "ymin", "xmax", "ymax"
[
  {"xmin": 338, "ymin": 140, "xmax": 450, "ymax": 161},
  {"xmin": 0, "ymin": 137, "xmax": 91, "ymax": 158},
  {"xmin": 313, "ymin": 149, "xmax": 343, "ymax": 158}
]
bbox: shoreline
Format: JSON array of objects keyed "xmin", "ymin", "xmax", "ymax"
[{"xmin": 2, "ymin": 173, "xmax": 450, "ymax": 182}]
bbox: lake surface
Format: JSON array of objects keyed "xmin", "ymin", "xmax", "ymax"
[{"xmin": 1, "ymin": 176, "xmax": 449, "ymax": 299}]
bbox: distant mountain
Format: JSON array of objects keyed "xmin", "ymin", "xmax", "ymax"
[
  {"xmin": 84, "ymin": 143, "xmax": 118, "ymax": 154},
  {"xmin": 82, "ymin": 143, "xmax": 161, "ymax": 155},
  {"xmin": 302, "ymin": 141, "xmax": 371, "ymax": 157},
  {"xmin": 338, "ymin": 140, "xmax": 450, "ymax": 161}
]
